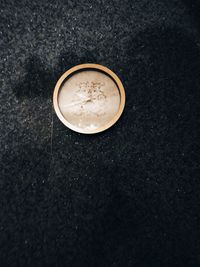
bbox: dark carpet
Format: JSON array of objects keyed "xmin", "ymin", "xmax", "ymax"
[{"xmin": 0, "ymin": 0, "xmax": 200, "ymax": 266}]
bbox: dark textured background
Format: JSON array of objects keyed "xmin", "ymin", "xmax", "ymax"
[{"xmin": 0, "ymin": 0, "xmax": 200, "ymax": 266}]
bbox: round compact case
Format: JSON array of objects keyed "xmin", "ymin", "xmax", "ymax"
[{"xmin": 53, "ymin": 63, "xmax": 125, "ymax": 134}]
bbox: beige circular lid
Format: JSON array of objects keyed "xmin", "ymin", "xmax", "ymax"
[{"xmin": 53, "ymin": 64, "xmax": 125, "ymax": 134}]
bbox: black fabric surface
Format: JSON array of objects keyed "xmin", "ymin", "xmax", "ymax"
[{"xmin": 0, "ymin": 0, "xmax": 200, "ymax": 266}]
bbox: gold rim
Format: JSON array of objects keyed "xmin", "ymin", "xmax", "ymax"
[{"xmin": 53, "ymin": 63, "xmax": 126, "ymax": 134}]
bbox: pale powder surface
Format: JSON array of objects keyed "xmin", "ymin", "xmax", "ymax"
[{"xmin": 58, "ymin": 70, "xmax": 120, "ymax": 132}]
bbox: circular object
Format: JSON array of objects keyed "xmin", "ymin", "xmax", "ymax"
[{"xmin": 53, "ymin": 63, "xmax": 125, "ymax": 134}]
